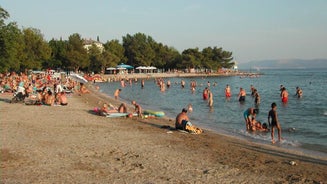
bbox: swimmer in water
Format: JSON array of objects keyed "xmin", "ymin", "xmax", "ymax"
[{"xmin": 187, "ymin": 104, "xmax": 193, "ymax": 113}]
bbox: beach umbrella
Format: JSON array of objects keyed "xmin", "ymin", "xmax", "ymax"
[
  {"xmin": 116, "ymin": 67, "xmax": 126, "ymax": 70},
  {"xmin": 136, "ymin": 66, "xmax": 146, "ymax": 70},
  {"xmin": 148, "ymin": 66, "xmax": 157, "ymax": 70},
  {"xmin": 69, "ymin": 73, "xmax": 88, "ymax": 83},
  {"xmin": 116, "ymin": 63, "xmax": 134, "ymax": 69},
  {"xmin": 106, "ymin": 67, "xmax": 116, "ymax": 70}
]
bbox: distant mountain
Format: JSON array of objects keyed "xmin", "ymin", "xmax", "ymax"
[{"xmin": 238, "ymin": 59, "xmax": 327, "ymax": 70}]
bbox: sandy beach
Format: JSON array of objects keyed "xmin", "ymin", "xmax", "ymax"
[{"xmin": 1, "ymin": 84, "xmax": 326, "ymax": 184}]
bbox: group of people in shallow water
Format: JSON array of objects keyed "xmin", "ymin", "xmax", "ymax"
[
  {"xmin": 242, "ymin": 84, "xmax": 303, "ymax": 143},
  {"xmin": 243, "ymin": 102, "xmax": 284, "ymax": 144}
]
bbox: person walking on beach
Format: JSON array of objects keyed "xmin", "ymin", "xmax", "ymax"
[
  {"xmin": 268, "ymin": 102, "xmax": 282, "ymax": 144},
  {"xmin": 114, "ymin": 89, "xmax": 121, "ymax": 100}
]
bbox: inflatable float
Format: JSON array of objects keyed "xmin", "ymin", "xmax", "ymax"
[
  {"xmin": 106, "ymin": 113, "xmax": 138, "ymax": 118},
  {"xmin": 143, "ymin": 110, "xmax": 165, "ymax": 117}
]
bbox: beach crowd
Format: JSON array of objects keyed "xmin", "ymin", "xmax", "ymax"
[
  {"xmin": 0, "ymin": 71, "xmax": 86, "ymax": 106},
  {"xmin": 1, "ymin": 70, "xmax": 304, "ymax": 142}
]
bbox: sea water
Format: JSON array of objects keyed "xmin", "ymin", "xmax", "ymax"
[{"xmin": 97, "ymin": 69, "xmax": 327, "ymax": 157}]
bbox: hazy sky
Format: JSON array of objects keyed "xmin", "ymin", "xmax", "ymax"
[{"xmin": 2, "ymin": 0, "xmax": 327, "ymax": 63}]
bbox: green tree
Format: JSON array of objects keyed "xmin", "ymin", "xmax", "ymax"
[
  {"xmin": 102, "ymin": 39, "xmax": 126, "ymax": 69},
  {"xmin": 0, "ymin": 6, "xmax": 9, "ymax": 27},
  {"xmin": 123, "ymin": 33, "xmax": 155, "ymax": 67},
  {"xmin": 20, "ymin": 28, "xmax": 51, "ymax": 70},
  {"xmin": 152, "ymin": 43, "xmax": 181, "ymax": 69},
  {"xmin": 66, "ymin": 33, "xmax": 89, "ymax": 72},
  {"xmin": 211, "ymin": 47, "xmax": 234, "ymax": 69},
  {"xmin": 0, "ymin": 7, "xmax": 24, "ymax": 72},
  {"xmin": 164, "ymin": 47, "xmax": 182, "ymax": 70},
  {"xmin": 181, "ymin": 48, "xmax": 202, "ymax": 69},
  {"xmin": 47, "ymin": 38, "xmax": 68, "ymax": 69},
  {"xmin": 88, "ymin": 44, "xmax": 104, "ymax": 73}
]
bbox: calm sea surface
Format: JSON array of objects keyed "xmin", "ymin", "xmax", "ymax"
[{"xmin": 97, "ymin": 69, "xmax": 327, "ymax": 157}]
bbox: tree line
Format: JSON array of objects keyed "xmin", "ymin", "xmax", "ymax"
[{"xmin": 0, "ymin": 7, "xmax": 234, "ymax": 73}]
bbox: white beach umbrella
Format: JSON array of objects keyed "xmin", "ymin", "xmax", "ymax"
[
  {"xmin": 136, "ymin": 66, "xmax": 146, "ymax": 70},
  {"xmin": 69, "ymin": 73, "xmax": 88, "ymax": 83},
  {"xmin": 148, "ymin": 66, "xmax": 157, "ymax": 70}
]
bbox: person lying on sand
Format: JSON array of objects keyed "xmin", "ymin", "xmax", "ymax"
[{"xmin": 98, "ymin": 103, "xmax": 118, "ymax": 116}]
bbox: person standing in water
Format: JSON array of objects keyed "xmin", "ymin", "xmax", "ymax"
[
  {"xmin": 295, "ymin": 86, "xmax": 303, "ymax": 98},
  {"xmin": 114, "ymin": 89, "xmax": 122, "ymax": 100},
  {"xmin": 238, "ymin": 87, "xmax": 246, "ymax": 102},
  {"xmin": 203, "ymin": 87, "xmax": 209, "ymax": 100},
  {"xmin": 208, "ymin": 89, "xmax": 213, "ymax": 107},
  {"xmin": 181, "ymin": 80, "xmax": 185, "ymax": 88},
  {"xmin": 253, "ymin": 89, "xmax": 260, "ymax": 105},
  {"xmin": 141, "ymin": 79, "xmax": 145, "ymax": 89},
  {"xmin": 225, "ymin": 84, "xmax": 231, "ymax": 98},
  {"xmin": 281, "ymin": 87, "xmax": 288, "ymax": 103},
  {"xmin": 268, "ymin": 102, "xmax": 282, "ymax": 144}
]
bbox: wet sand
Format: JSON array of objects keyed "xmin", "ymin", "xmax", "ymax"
[{"xmin": 1, "ymin": 85, "xmax": 326, "ymax": 183}]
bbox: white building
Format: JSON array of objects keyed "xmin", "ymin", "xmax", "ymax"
[
  {"xmin": 232, "ymin": 62, "xmax": 238, "ymax": 71},
  {"xmin": 83, "ymin": 38, "xmax": 104, "ymax": 53}
]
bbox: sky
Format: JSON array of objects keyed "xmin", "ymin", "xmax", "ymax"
[{"xmin": 2, "ymin": 0, "xmax": 327, "ymax": 63}]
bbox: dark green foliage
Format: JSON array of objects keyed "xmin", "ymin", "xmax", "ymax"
[{"xmin": 0, "ymin": 6, "xmax": 235, "ymax": 73}]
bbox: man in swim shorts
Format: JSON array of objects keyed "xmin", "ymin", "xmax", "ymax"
[
  {"xmin": 238, "ymin": 87, "xmax": 246, "ymax": 102},
  {"xmin": 268, "ymin": 102, "xmax": 282, "ymax": 143},
  {"xmin": 175, "ymin": 108, "xmax": 190, "ymax": 130},
  {"xmin": 225, "ymin": 84, "xmax": 231, "ymax": 98}
]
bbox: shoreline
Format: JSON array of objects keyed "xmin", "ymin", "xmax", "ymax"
[
  {"xmin": 1, "ymin": 84, "xmax": 326, "ymax": 183},
  {"xmin": 87, "ymin": 83, "xmax": 327, "ymax": 161},
  {"xmin": 95, "ymin": 71, "xmax": 260, "ymax": 81},
  {"xmin": 90, "ymin": 80, "xmax": 327, "ymax": 160}
]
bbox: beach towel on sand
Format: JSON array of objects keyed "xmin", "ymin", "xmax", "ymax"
[{"xmin": 185, "ymin": 124, "xmax": 203, "ymax": 134}]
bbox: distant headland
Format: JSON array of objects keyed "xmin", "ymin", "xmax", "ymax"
[{"xmin": 238, "ymin": 58, "xmax": 327, "ymax": 70}]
